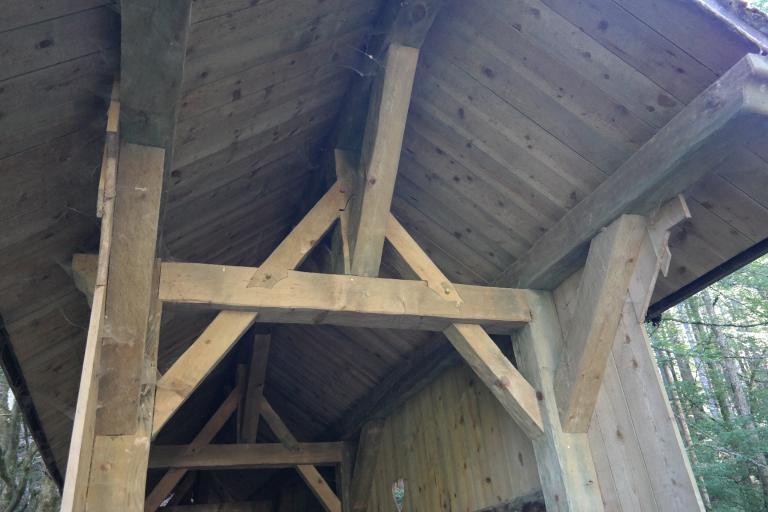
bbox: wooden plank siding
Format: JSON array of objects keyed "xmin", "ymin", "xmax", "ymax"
[{"xmin": 366, "ymin": 365, "xmax": 541, "ymax": 512}]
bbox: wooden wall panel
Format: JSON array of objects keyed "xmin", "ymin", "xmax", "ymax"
[
  {"xmin": 555, "ymin": 271, "xmax": 703, "ymax": 511},
  {"xmin": 366, "ymin": 365, "xmax": 541, "ymax": 512}
]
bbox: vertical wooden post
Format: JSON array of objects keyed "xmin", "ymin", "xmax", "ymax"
[
  {"xmin": 240, "ymin": 330, "xmax": 271, "ymax": 443},
  {"xmin": 337, "ymin": 442, "xmax": 354, "ymax": 511},
  {"xmin": 349, "ymin": 419, "xmax": 385, "ymax": 511},
  {"xmin": 345, "ymin": 44, "xmax": 420, "ymax": 277},
  {"xmin": 513, "ymin": 290, "xmax": 604, "ymax": 511},
  {"xmin": 86, "ymin": 143, "xmax": 166, "ymax": 509},
  {"xmin": 61, "ymin": 143, "xmax": 167, "ymax": 511}
]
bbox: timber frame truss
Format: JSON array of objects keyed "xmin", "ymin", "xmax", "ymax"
[{"xmin": 59, "ymin": 0, "xmax": 768, "ymax": 510}]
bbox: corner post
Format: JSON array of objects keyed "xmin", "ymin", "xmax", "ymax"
[{"xmin": 513, "ymin": 290, "xmax": 604, "ymax": 511}]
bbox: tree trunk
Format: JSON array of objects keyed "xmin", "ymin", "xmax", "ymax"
[
  {"xmin": 701, "ymin": 289, "xmax": 768, "ymax": 510},
  {"xmin": 658, "ymin": 349, "xmax": 712, "ymax": 510},
  {"xmin": 683, "ymin": 300, "xmax": 733, "ymax": 424}
]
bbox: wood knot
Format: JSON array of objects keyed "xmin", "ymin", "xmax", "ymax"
[{"xmin": 494, "ymin": 376, "xmax": 511, "ymax": 389}]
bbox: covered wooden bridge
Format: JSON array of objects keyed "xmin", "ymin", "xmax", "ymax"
[{"xmin": 2, "ymin": 0, "xmax": 768, "ymax": 510}]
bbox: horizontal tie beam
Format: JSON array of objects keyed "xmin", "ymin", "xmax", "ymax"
[{"xmin": 159, "ymin": 262, "xmax": 531, "ymax": 333}]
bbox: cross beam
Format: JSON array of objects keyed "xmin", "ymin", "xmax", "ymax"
[
  {"xmin": 149, "ymin": 443, "xmax": 345, "ymax": 470},
  {"xmin": 159, "ymin": 261, "xmax": 531, "ymax": 333}
]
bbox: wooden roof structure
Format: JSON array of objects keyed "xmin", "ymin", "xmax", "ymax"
[{"xmin": 2, "ymin": 0, "xmax": 768, "ymax": 510}]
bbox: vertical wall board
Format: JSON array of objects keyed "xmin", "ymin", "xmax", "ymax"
[
  {"xmin": 366, "ymin": 364, "xmax": 541, "ymax": 511},
  {"xmin": 554, "ymin": 268, "xmax": 704, "ymax": 511}
]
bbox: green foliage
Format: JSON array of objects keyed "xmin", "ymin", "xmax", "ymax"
[
  {"xmin": 0, "ymin": 373, "xmax": 59, "ymax": 511},
  {"xmin": 650, "ymin": 255, "xmax": 768, "ymax": 511},
  {"xmin": 748, "ymin": 0, "xmax": 768, "ymax": 13}
]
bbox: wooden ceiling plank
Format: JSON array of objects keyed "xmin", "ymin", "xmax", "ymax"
[
  {"xmin": 0, "ymin": 0, "xmax": 106, "ymax": 33},
  {"xmin": 189, "ymin": 0, "xmax": 371, "ymax": 57},
  {"xmin": 174, "ymin": 74, "xmax": 347, "ymax": 169},
  {"xmin": 612, "ymin": 0, "xmax": 759, "ymax": 75},
  {"xmin": 540, "ymin": 0, "xmax": 717, "ymax": 103},
  {"xmin": 471, "ymin": 0, "xmax": 683, "ymax": 128},
  {"xmin": 160, "ymin": 261, "xmax": 531, "ymax": 333},
  {"xmin": 394, "ymin": 176, "xmax": 511, "ymax": 273},
  {"xmin": 498, "ymin": 54, "xmax": 768, "ymax": 290},
  {"xmin": 403, "ymin": 125, "xmax": 549, "ymax": 245},
  {"xmin": 167, "ymin": 128, "xmax": 327, "ymax": 211},
  {"xmin": 689, "ymin": 173, "xmax": 768, "ymax": 242},
  {"xmin": 170, "ymin": 103, "xmax": 337, "ymax": 194},
  {"xmin": 398, "ymin": 151, "xmax": 531, "ymax": 257},
  {"xmin": 409, "ymin": 89, "xmax": 568, "ymax": 222},
  {"xmin": 184, "ymin": 1, "xmax": 377, "ymax": 91},
  {"xmin": 426, "ymin": 9, "xmax": 649, "ymax": 168},
  {"xmin": 180, "ymin": 29, "xmax": 367, "ymax": 120},
  {"xmin": 0, "ymin": 7, "xmax": 117, "ymax": 82},
  {"xmin": 717, "ymin": 147, "xmax": 768, "ymax": 210}
]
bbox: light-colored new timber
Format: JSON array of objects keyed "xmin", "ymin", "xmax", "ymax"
[
  {"xmin": 85, "ymin": 143, "xmax": 166, "ymax": 510},
  {"xmin": 513, "ymin": 290, "xmax": 604, "ymax": 511},
  {"xmin": 555, "ymin": 214, "xmax": 647, "ymax": 432},
  {"xmin": 346, "ymin": 44, "xmax": 420, "ymax": 277},
  {"xmin": 366, "ymin": 365, "xmax": 541, "ymax": 511},
  {"xmin": 59, "ymin": 117, "xmax": 118, "ymax": 512},
  {"xmin": 159, "ymin": 262, "xmax": 531, "ymax": 333},
  {"xmin": 553, "ymin": 195, "xmax": 702, "ymax": 510},
  {"xmin": 149, "ymin": 442, "xmax": 345, "ymax": 470}
]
